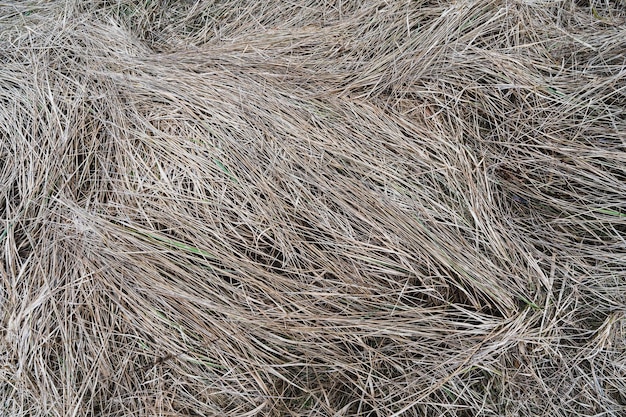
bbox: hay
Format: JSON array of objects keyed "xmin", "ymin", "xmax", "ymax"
[{"xmin": 1, "ymin": 0, "xmax": 625, "ymax": 415}]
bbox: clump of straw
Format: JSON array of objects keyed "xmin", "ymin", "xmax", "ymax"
[{"xmin": 1, "ymin": 1, "xmax": 624, "ymax": 415}]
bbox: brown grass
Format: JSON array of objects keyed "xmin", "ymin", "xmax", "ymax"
[{"xmin": 1, "ymin": 0, "xmax": 625, "ymax": 416}]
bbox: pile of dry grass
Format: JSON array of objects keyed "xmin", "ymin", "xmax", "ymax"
[{"xmin": 1, "ymin": 0, "xmax": 625, "ymax": 415}]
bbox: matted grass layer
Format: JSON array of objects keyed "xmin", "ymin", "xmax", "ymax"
[{"xmin": 1, "ymin": 1, "xmax": 625, "ymax": 416}]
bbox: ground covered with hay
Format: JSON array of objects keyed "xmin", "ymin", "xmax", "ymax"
[{"xmin": 1, "ymin": 1, "xmax": 625, "ymax": 416}]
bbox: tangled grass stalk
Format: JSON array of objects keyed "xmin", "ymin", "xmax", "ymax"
[{"xmin": 1, "ymin": 1, "xmax": 625, "ymax": 415}]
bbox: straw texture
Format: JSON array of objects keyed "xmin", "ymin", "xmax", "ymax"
[{"xmin": 1, "ymin": 1, "xmax": 625, "ymax": 416}]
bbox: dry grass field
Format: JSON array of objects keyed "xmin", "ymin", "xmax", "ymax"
[{"xmin": 1, "ymin": 0, "xmax": 625, "ymax": 415}]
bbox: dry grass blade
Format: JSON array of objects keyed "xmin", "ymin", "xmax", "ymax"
[{"xmin": 1, "ymin": 0, "xmax": 625, "ymax": 416}]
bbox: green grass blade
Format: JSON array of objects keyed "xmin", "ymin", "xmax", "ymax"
[
  {"xmin": 213, "ymin": 158, "xmax": 238, "ymax": 183},
  {"xmin": 595, "ymin": 208, "xmax": 626, "ymax": 218},
  {"xmin": 145, "ymin": 233, "xmax": 215, "ymax": 258}
]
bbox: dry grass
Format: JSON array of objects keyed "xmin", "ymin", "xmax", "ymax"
[{"xmin": 1, "ymin": 0, "xmax": 625, "ymax": 415}]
